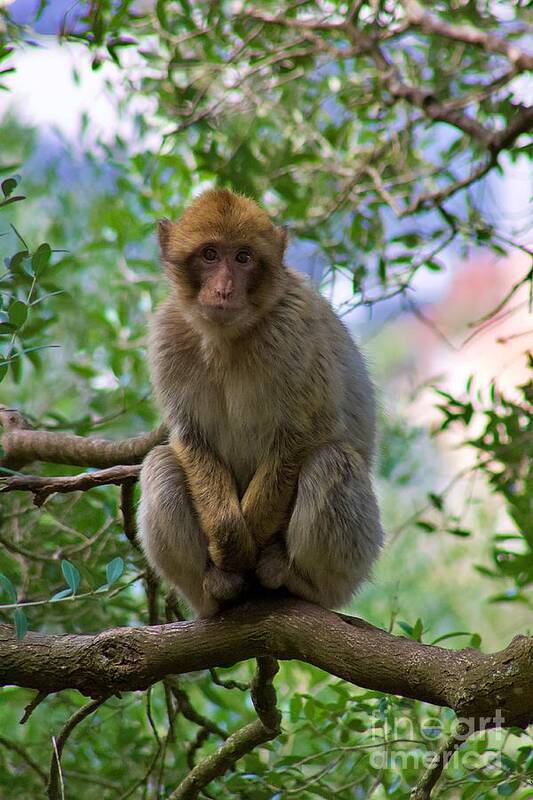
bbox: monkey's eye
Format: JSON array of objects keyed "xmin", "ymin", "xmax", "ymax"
[
  {"xmin": 202, "ymin": 246, "xmax": 218, "ymax": 262},
  {"xmin": 235, "ymin": 250, "xmax": 251, "ymax": 264}
]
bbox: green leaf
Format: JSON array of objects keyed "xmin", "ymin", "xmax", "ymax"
[
  {"xmin": 378, "ymin": 255, "xmax": 386, "ymax": 286},
  {"xmin": 1, "ymin": 177, "xmax": 17, "ymax": 197},
  {"xmin": 446, "ymin": 527, "xmax": 471, "ymax": 538},
  {"xmin": 14, "ymin": 607, "xmax": 27, "ymax": 640},
  {"xmin": 51, "ymin": 588, "xmax": 73, "ymax": 601},
  {"xmin": 289, "ymin": 695, "xmax": 302, "ymax": 723},
  {"xmin": 416, "ymin": 520, "xmax": 436, "ymax": 532},
  {"xmin": 0, "ymin": 195, "xmax": 26, "ymax": 208},
  {"xmin": 61, "ymin": 559, "xmax": 81, "ymax": 594},
  {"xmin": 8, "ymin": 249, "xmax": 29, "ymax": 271},
  {"xmin": 0, "ymin": 572, "xmax": 17, "ymax": 603},
  {"xmin": 398, "ymin": 621, "xmax": 413, "ymax": 637},
  {"xmin": 8, "ymin": 300, "xmax": 28, "ymax": 327},
  {"xmin": 105, "ymin": 557, "xmax": 124, "ymax": 586},
  {"xmin": 0, "ymin": 162, "xmax": 20, "ymax": 175},
  {"xmin": 412, "ymin": 618, "xmax": 424, "ymax": 642},
  {"xmin": 428, "ymin": 493, "xmax": 443, "ymax": 510},
  {"xmin": 431, "ymin": 631, "xmax": 471, "ymax": 645},
  {"xmin": 31, "ymin": 243, "xmax": 52, "ymax": 274}
]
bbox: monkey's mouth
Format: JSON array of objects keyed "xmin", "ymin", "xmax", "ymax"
[{"xmin": 198, "ymin": 302, "xmax": 243, "ymax": 322}]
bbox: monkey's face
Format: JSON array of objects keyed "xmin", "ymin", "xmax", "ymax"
[
  {"xmin": 158, "ymin": 189, "xmax": 288, "ymax": 333},
  {"xmin": 185, "ymin": 241, "xmax": 261, "ymax": 324}
]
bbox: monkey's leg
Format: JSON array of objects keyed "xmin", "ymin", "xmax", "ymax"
[
  {"xmin": 256, "ymin": 443, "xmax": 383, "ymax": 609},
  {"xmin": 138, "ymin": 445, "xmax": 246, "ymax": 617}
]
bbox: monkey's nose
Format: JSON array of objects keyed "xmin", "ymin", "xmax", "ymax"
[{"xmin": 215, "ymin": 285, "xmax": 233, "ymax": 300}]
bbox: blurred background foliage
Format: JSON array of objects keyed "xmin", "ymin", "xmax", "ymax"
[{"xmin": 0, "ymin": 1, "xmax": 531, "ymax": 798}]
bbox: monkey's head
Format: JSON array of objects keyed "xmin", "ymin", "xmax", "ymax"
[{"xmin": 158, "ymin": 189, "xmax": 288, "ymax": 334}]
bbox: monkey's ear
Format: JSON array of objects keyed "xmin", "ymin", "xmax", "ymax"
[
  {"xmin": 275, "ymin": 225, "xmax": 289, "ymax": 258},
  {"xmin": 157, "ymin": 218, "xmax": 173, "ymax": 259}
]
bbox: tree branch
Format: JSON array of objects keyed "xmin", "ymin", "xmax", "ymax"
[
  {"xmin": 410, "ymin": 722, "xmax": 472, "ymax": 800},
  {"xmin": 170, "ymin": 719, "xmax": 275, "ymax": 800},
  {"xmin": 168, "ymin": 656, "xmax": 281, "ymax": 800},
  {"xmin": 0, "ymin": 734, "xmax": 47, "ymax": 784},
  {"xmin": 403, "ymin": 0, "xmax": 533, "ymax": 72},
  {"xmin": 242, "ymin": 9, "xmax": 532, "ymax": 159},
  {"xmin": 366, "ymin": 43, "xmax": 494, "ymax": 147},
  {"xmin": 0, "ymin": 465, "xmax": 141, "ymax": 505},
  {"xmin": 0, "ymin": 596, "xmax": 531, "ymax": 728},
  {"xmin": 0, "ymin": 407, "xmax": 166, "ymax": 468},
  {"xmin": 48, "ymin": 698, "xmax": 106, "ymax": 800}
]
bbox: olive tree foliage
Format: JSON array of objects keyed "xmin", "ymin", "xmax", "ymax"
[{"xmin": 0, "ymin": 2, "xmax": 532, "ymax": 799}]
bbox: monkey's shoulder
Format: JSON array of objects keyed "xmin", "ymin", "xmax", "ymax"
[{"xmin": 279, "ymin": 269, "xmax": 362, "ymax": 367}]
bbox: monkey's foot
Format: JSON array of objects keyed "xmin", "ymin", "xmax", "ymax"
[
  {"xmin": 203, "ymin": 566, "xmax": 247, "ymax": 602},
  {"xmin": 256, "ymin": 540, "xmax": 289, "ymax": 590}
]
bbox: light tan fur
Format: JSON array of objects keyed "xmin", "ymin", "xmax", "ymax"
[{"xmin": 138, "ymin": 189, "xmax": 383, "ymax": 616}]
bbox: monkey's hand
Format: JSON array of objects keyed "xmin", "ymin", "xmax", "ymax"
[{"xmin": 207, "ymin": 523, "xmax": 258, "ymax": 572}]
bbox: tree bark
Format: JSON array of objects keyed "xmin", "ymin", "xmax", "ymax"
[{"xmin": 1, "ymin": 596, "xmax": 531, "ymax": 728}]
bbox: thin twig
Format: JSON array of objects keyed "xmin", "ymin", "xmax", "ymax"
[
  {"xmin": 209, "ymin": 668, "xmax": 248, "ymax": 692},
  {"xmin": 20, "ymin": 689, "xmax": 49, "ymax": 724},
  {"xmin": 48, "ymin": 698, "xmax": 107, "ymax": 800},
  {"xmin": 0, "ymin": 734, "xmax": 47, "ymax": 783},
  {"xmin": 170, "ymin": 680, "xmax": 227, "ymax": 740}
]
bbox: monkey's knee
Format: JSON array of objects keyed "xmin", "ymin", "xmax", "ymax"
[
  {"xmin": 138, "ymin": 446, "xmax": 213, "ymax": 615},
  {"xmin": 285, "ymin": 443, "xmax": 384, "ymax": 608}
]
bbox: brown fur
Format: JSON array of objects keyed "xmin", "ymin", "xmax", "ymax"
[{"xmin": 138, "ymin": 189, "xmax": 383, "ymax": 616}]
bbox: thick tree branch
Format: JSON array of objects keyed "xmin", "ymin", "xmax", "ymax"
[
  {"xmin": 489, "ymin": 105, "xmax": 533, "ymax": 152},
  {"xmin": 0, "ymin": 597, "xmax": 531, "ymax": 728},
  {"xmin": 0, "ymin": 407, "xmax": 166, "ymax": 468},
  {"xmin": 403, "ymin": 0, "xmax": 533, "ymax": 72}
]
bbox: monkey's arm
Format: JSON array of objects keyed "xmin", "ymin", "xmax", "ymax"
[
  {"xmin": 170, "ymin": 432, "xmax": 256, "ymax": 572},
  {"xmin": 241, "ymin": 433, "xmax": 304, "ymax": 550}
]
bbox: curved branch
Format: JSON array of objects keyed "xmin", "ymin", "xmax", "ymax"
[
  {"xmin": 0, "ymin": 406, "xmax": 166, "ymax": 468},
  {"xmin": 0, "ymin": 596, "xmax": 531, "ymax": 728},
  {"xmin": 242, "ymin": 9, "xmax": 531, "ymax": 158},
  {"xmin": 403, "ymin": 0, "xmax": 533, "ymax": 72},
  {"xmin": 0, "ymin": 465, "xmax": 141, "ymax": 505},
  {"xmin": 48, "ymin": 698, "xmax": 106, "ymax": 800},
  {"xmin": 168, "ymin": 656, "xmax": 281, "ymax": 800},
  {"xmin": 410, "ymin": 722, "xmax": 472, "ymax": 800},
  {"xmin": 170, "ymin": 720, "xmax": 274, "ymax": 800}
]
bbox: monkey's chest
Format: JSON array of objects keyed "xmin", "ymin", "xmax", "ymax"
[{"xmin": 198, "ymin": 378, "xmax": 277, "ymax": 492}]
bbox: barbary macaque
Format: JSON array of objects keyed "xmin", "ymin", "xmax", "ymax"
[{"xmin": 138, "ymin": 189, "xmax": 383, "ymax": 616}]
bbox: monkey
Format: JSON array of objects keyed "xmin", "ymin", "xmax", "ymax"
[{"xmin": 137, "ymin": 188, "xmax": 384, "ymax": 617}]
